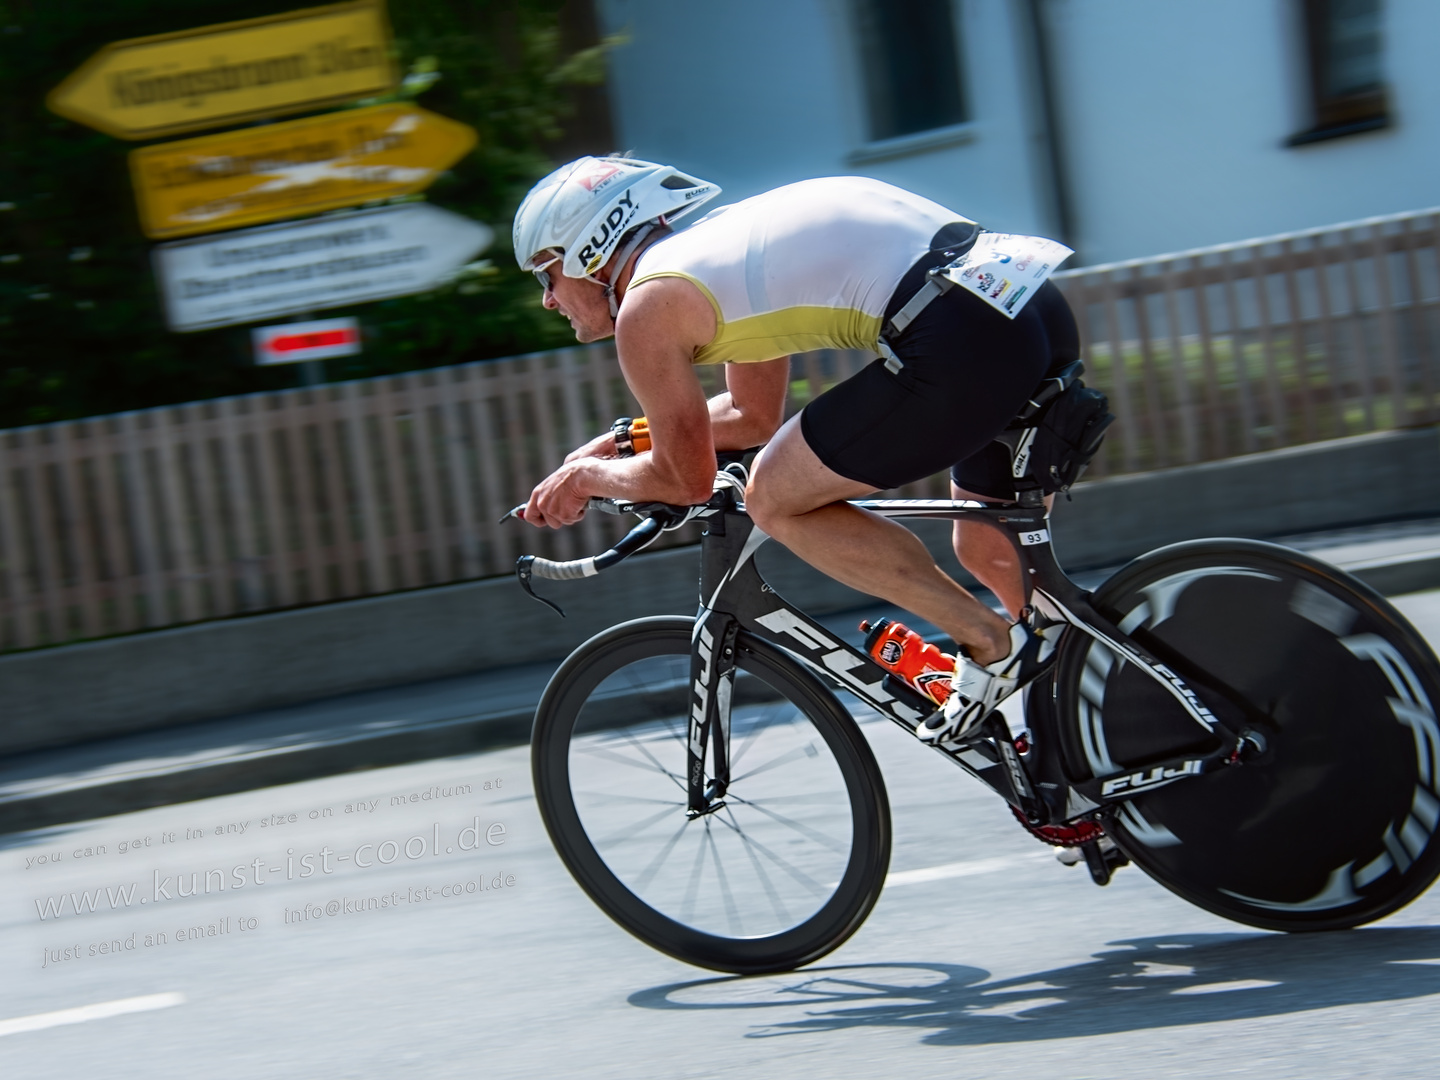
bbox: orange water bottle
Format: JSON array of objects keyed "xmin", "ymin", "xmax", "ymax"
[{"xmin": 859, "ymin": 618, "xmax": 955, "ymax": 705}]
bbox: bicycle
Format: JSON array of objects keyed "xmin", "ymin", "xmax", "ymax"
[{"xmin": 514, "ymin": 419, "xmax": 1440, "ymax": 976}]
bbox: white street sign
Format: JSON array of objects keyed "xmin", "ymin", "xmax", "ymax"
[
  {"xmin": 154, "ymin": 203, "xmax": 493, "ymax": 331},
  {"xmin": 252, "ymin": 317, "xmax": 361, "ymax": 364}
]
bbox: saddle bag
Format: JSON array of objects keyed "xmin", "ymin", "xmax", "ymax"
[{"xmin": 1027, "ymin": 380, "xmax": 1115, "ymax": 494}]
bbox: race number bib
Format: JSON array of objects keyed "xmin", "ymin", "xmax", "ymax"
[{"xmin": 939, "ymin": 233, "xmax": 1074, "ymax": 319}]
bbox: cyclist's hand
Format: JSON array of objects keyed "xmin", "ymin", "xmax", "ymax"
[
  {"xmin": 523, "ymin": 462, "xmax": 591, "ymax": 528},
  {"xmin": 564, "ymin": 429, "xmax": 620, "ymax": 464}
]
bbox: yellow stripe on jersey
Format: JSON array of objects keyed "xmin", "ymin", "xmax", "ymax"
[
  {"xmin": 629, "ymin": 269, "xmax": 883, "ymax": 364},
  {"xmin": 696, "ymin": 306, "xmax": 882, "ymax": 365}
]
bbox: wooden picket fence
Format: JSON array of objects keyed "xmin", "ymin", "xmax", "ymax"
[
  {"xmin": 1062, "ymin": 207, "xmax": 1440, "ymax": 476},
  {"xmin": 1, "ymin": 207, "xmax": 1437, "ymax": 652}
]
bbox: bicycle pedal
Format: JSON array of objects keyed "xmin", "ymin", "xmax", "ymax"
[
  {"xmin": 1056, "ymin": 834, "xmax": 1116, "ymax": 866},
  {"xmin": 1069, "ymin": 836, "xmax": 1129, "ymax": 886}
]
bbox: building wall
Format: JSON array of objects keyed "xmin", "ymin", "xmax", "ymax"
[
  {"xmin": 1048, "ymin": 0, "xmax": 1440, "ymax": 264},
  {"xmin": 594, "ymin": 0, "xmax": 1057, "ymax": 235},
  {"xmin": 594, "ymin": 0, "xmax": 1440, "ymax": 265}
]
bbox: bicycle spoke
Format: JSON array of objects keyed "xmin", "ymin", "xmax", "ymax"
[
  {"xmin": 616, "ymin": 726, "xmax": 689, "ymax": 787},
  {"xmin": 634, "ymin": 818, "xmax": 693, "ymax": 892},
  {"xmin": 727, "ymin": 702, "xmax": 791, "ymax": 771},
  {"xmin": 613, "ymin": 662, "xmax": 689, "ymax": 747},
  {"xmin": 570, "ymin": 789, "xmax": 682, "ymax": 806},
  {"xmin": 704, "ymin": 824, "xmax": 744, "ymax": 935},
  {"xmin": 718, "ymin": 790, "xmax": 848, "ymax": 804},
  {"xmin": 679, "ymin": 822, "xmax": 712, "ymax": 923},
  {"xmin": 569, "ymin": 789, "xmax": 684, "ymax": 807},
  {"xmin": 573, "ymin": 743, "xmax": 685, "ymax": 789},
  {"xmin": 730, "ymin": 741, "xmax": 823, "ymax": 784},
  {"xmin": 724, "ymin": 804, "xmax": 795, "ymax": 926},
  {"xmin": 536, "ymin": 619, "xmax": 887, "ymax": 968},
  {"xmin": 594, "ymin": 802, "xmax": 689, "ymax": 848},
  {"xmin": 725, "ymin": 793, "xmax": 851, "ymax": 854},
  {"xmin": 711, "ymin": 812, "xmax": 833, "ymax": 897}
]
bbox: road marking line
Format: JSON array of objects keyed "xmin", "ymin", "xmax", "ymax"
[
  {"xmin": 0, "ymin": 992, "xmax": 184, "ymax": 1037},
  {"xmin": 1170, "ymin": 980, "xmax": 1279, "ymax": 996},
  {"xmin": 886, "ymin": 851, "xmax": 1050, "ymax": 887}
]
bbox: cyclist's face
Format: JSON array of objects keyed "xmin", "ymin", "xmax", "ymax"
[{"xmin": 540, "ymin": 263, "xmax": 614, "ymax": 343}]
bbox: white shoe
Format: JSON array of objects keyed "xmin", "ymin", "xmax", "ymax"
[{"xmin": 916, "ymin": 622, "xmax": 1056, "ymax": 745}]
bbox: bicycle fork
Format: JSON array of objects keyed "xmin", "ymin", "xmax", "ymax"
[{"xmin": 687, "ymin": 610, "xmax": 739, "ymax": 817}]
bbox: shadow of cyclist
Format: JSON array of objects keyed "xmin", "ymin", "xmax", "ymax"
[{"xmin": 627, "ymin": 927, "xmax": 1440, "ymax": 1045}]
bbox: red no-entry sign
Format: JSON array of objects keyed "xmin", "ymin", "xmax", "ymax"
[{"xmin": 252, "ymin": 318, "xmax": 361, "ymax": 365}]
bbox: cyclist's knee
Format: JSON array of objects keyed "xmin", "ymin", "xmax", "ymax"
[{"xmin": 743, "ymin": 475, "xmax": 787, "ymax": 535}]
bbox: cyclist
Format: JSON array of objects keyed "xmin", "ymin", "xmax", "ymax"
[{"xmin": 513, "ymin": 155, "xmax": 1079, "ymax": 742}]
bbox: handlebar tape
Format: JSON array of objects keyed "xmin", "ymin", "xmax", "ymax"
[
  {"xmin": 524, "ymin": 515, "xmax": 665, "ymax": 581},
  {"xmin": 529, "ymin": 556, "xmax": 599, "ymax": 581}
]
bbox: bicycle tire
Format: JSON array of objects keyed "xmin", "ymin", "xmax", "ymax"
[
  {"xmin": 1047, "ymin": 539, "xmax": 1440, "ymax": 931},
  {"xmin": 531, "ymin": 616, "xmax": 891, "ymax": 973}
]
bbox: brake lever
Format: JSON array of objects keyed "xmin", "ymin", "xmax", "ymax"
[{"xmin": 515, "ymin": 555, "xmax": 565, "ymax": 617}]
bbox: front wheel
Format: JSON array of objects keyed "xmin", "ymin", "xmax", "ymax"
[
  {"xmin": 1049, "ymin": 539, "xmax": 1440, "ymax": 931},
  {"xmin": 531, "ymin": 617, "xmax": 891, "ymax": 973}
]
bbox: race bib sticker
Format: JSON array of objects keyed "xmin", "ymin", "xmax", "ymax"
[
  {"xmin": 1018, "ymin": 528, "xmax": 1051, "ymax": 546},
  {"xmin": 940, "ymin": 233, "xmax": 1075, "ymax": 320}
]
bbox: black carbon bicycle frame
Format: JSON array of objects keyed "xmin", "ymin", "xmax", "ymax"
[{"xmin": 682, "ymin": 487, "xmax": 1260, "ymax": 826}]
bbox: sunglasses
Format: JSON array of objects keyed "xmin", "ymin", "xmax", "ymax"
[{"xmin": 529, "ymin": 251, "xmax": 561, "ymax": 292}]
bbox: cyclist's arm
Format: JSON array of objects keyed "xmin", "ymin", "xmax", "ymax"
[
  {"xmin": 523, "ymin": 278, "xmax": 719, "ymax": 526},
  {"xmin": 564, "ymin": 356, "xmax": 789, "ymax": 463},
  {"xmin": 709, "ymin": 357, "xmax": 789, "ymax": 450}
]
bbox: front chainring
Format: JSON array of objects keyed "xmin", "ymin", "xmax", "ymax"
[{"xmin": 1009, "ymin": 804, "xmax": 1105, "ymax": 848}]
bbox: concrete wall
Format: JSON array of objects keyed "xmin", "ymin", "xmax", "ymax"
[{"xmin": 3, "ymin": 428, "xmax": 1439, "ymax": 757}]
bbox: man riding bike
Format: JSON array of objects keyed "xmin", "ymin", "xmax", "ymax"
[{"xmin": 512, "ymin": 155, "xmax": 1080, "ymax": 743}]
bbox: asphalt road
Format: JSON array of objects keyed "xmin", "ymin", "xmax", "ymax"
[{"xmin": 4, "ymin": 592, "xmax": 1440, "ymax": 1079}]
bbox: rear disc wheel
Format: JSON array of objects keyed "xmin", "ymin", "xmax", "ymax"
[{"xmin": 1052, "ymin": 540, "xmax": 1440, "ymax": 930}]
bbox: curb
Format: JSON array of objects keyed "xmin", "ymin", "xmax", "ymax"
[
  {"xmin": 1346, "ymin": 551, "xmax": 1440, "ymax": 597},
  {"xmin": 0, "ymin": 707, "xmax": 536, "ymax": 837}
]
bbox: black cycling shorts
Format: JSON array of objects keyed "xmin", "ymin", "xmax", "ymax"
[{"xmin": 799, "ymin": 255, "xmax": 1080, "ymax": 499}]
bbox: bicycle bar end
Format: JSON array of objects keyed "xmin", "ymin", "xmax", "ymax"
[{"xmin": 515, "ymin": 555, "xmax": 566, "ymax": 618}]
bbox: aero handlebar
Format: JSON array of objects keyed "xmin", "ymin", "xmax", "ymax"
[
  {"xmin": 505, "ymin": 467, "xmax": 750, "ymax": 615},
  {"xmin": 507, "ymin": 497, "xmax": 702, "ymax": 616},
  {"xmin": 520, "ymin": 512, "xmax": 666, "ymax": 582}
]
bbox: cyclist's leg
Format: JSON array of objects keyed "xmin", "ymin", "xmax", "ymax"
[
  {"xmin": 746, "ymin": 285, "xmax": 1058, "ymax": 665},
  {"xmin": 746, "ymin": 420, "xmax": 1014, "ymax": 664},
  {"xmin": 950, "ymin": 477, "xmax": 1051, "ymax": 619},
  {"xmin": 949, "ymin": 281, "xmax": 1079, "ymax": 617}
]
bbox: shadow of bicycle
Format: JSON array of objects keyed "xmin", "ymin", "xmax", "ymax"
[{"xmin": 628, "ymin": 927, "xmax": 1440, "ymax": 1045}]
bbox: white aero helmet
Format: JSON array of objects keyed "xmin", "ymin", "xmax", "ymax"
[{"xmin": 512, "ymin": 156, "xmax": 721, "ymax": 280}]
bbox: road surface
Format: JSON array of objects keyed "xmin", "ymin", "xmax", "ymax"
[{"xmin": 4, "ymin": 592, "xmax": 1440, "ymax": 1079}]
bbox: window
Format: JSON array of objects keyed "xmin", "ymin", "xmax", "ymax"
[
  {"xmin": 1290, "ymin": 0, "xmax": 1389, "ymax": 145},
  {"xmin": 855, "ymin": 0, "xmax": 967, "ymax": 143}
]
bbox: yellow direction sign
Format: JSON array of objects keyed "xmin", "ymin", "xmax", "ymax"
[
  {"xmin": 129, "ymin": 104, "xmax": 478, "ymax": 238},
  {"xmin": 46, "ymin": 2, "xmax": 396, "ymax": 141}
]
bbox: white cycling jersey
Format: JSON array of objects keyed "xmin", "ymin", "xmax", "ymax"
[{"xmin": 628, "ymin": 176, "xmax": 972, "ymax": 365}]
